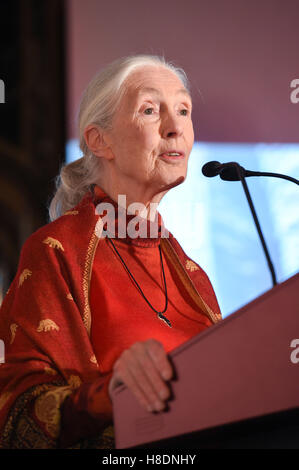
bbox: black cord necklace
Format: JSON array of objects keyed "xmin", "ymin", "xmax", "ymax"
[{"xmin": 107, "ymin": 237, "xmax": 172, "ymax": 328}]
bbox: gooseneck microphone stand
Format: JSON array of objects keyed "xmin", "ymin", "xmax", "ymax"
[
  {"xmin": 220, "ymin": 165, "xmax": 299, "ymax": 185},
  {"xmin": 244, "ymin": 171, "xmax": 298, "ymax": 185},
  {"xmin": 228, "ymin": 163, "xmax": 278, "ymax": 287},
  {"xmin": 202, "ymin": 160, "xmax": 299, "ymax": 287}
]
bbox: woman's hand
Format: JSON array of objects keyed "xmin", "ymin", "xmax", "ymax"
[{"xmin": 108, "ymin": 339, "xmax": 173, "ymax": 413}]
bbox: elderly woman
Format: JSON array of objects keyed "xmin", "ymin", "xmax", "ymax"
[{"xmin": 0, "ymin": 55, "xmax": 221, "ymax": 449}]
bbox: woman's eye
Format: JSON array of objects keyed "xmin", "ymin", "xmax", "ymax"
[
  {"xmin": 142, "ymin": 107, "xmax": 189, "ymax": 116},
  {"xmin": 143, "ymin": 108, "xmax": 154, "ymax": 115}
]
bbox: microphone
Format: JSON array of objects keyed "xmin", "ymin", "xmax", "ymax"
[
  {"xmin": 202, "ymin": 160, "xmax": 252, "ymax": 181},
  {"xmin": 201, "ymin": 161, "xmax": 224, "ymax": 177},
  {"xmin": 202, "ymin": 160, "xmax": 279, "ymax": 287},
  {"xmin": 202, "ymin": 160, "xmax": 299, "ymax": 185}
]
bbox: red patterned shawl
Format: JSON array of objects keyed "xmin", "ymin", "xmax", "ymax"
[{"xmin": 0, "ymin": 188, "xmax": 221, "ymax": 447}]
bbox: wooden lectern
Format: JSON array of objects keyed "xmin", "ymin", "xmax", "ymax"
[{"xmin": 111, "ymin": 273, "xmax": 299, "ymax": 448}]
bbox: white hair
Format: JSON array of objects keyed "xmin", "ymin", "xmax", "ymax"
[{"xmin": 48, "ymin": 54, "xmax": 191, "ymax": 221}]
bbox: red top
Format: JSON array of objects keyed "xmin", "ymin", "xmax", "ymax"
[{"xmin": 90, "ymin": 198, "xmax": 213, "ymax": 375}]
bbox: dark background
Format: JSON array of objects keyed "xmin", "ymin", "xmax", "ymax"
[{"xmin": 0, "ymin": 0, "xmax": 65, "ymax": 292}]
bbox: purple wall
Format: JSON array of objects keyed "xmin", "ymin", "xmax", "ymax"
[{"xmin": 66, "ymin": 0, "xmax": 299, "ymax": 143}]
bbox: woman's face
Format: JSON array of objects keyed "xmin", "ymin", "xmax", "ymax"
[{"xmin": 103, "ymin": 65, "xmax": 194, "ymax": 197}]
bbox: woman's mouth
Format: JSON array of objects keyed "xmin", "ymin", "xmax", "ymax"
[{"xmin": 159, "ymin": 151, "xmax": 185, "ymax": 161}]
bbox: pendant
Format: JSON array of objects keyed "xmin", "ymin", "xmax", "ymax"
[{"xmin": 157, "ymin": 312, "xmax": 172, "ymax": 328}]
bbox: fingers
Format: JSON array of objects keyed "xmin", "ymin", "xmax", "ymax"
[
  {"xmin": 110, "ymin": 351, "xmax": 156, "ymax": 412},
  {"xmin": 145, "ymin": 339, "xmax": 173, "ymax": 381},
  {"xmin": 109, "ymin": 339, "xmax": 174, "ymax": 413},
  {"xmin": 128, "ymin": 342, "xmax": 170, "ymax": 411}
]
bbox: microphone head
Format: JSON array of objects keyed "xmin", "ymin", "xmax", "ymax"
[
  {"xmin": 220, "ymin": 163, "xmax": 247, "ymax": 181},
  {"xmin": 219, "ymin": 167, "xmax": 240, "ymax": 181},
  {"xmin": 202, "ymin": 161, "xmax": 222, "ymax": 177}
]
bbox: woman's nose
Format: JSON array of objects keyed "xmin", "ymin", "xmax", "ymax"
[{"xmin": 161, "ymin": 112, "xmax": 183, "ymax": 138}]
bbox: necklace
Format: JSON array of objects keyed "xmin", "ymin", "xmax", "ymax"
[{"xmin": 107, "ymin": 237, "xmax": 172, "ymax": 328}]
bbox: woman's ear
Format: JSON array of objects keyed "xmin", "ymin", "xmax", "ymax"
[{"xmin": 83, "ymin": 124, "xmax": 114, "ymax": 160}]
